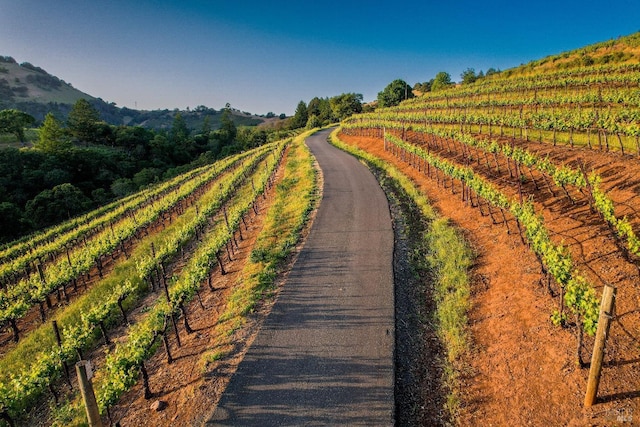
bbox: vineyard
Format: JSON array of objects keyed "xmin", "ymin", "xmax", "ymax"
[
  {"xmin": 2, "ymin": 33, "xmax": 640, "ymax": 427},
  {"xmin": 339, "ymin": 44, "xmax": 640, "ymax": 425},
  {"xmin": 0, "ymin": 130, "xmax": 319, "ymax": 426}
]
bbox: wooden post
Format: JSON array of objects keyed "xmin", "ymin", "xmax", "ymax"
[
  {"xmin": 37, "ymin": 263, "xmax": 46, "ymax": 284},
  {"xmin": 584, "ymin": 285, "xmax": 616, "ymax": 408},
  {"xmin": 52, "ymin": 320, "xmax": 72, "ymax": 386},
  {"xmin": 76, "ymin": 361, "xmax": 103, "ymax": 427}
]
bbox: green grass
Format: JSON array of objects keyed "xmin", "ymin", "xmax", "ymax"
[
  {"xmin": 330, "ymin": 128, "xmax": 472, "ymax": 421},
  {"xmin": 202, "ymin": 128, "xmax": 319, "ymax": 365}
]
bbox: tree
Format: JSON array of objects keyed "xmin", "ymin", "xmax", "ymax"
[
  {"xmin": 431, "ymin": 71, "xmax": 452, "ymax": 92},
  {"xmin": 308, "ymin": 97, "xmax": 333, "ymax": 123},
  {"xmin": 169, "ymin": 113, "xmax": 190, "ymax": 144},
  {"xmin": 110, "ymin": 178, "xmax": 137, "ymax": 198},
  {"xmin": 377, "ymin": 79, "xmax": 414, "ymax": 108},
  {"xmin": 25, "ymin": 183, "xmax": 91, "ymax": 228},
  {"xmin": 460, "ymin": 68, "xmax": 478, "ymax": 85},
  {"xmin": 67, "ymin": 99, "xmax": 100, "ymax": 143},
  {"xmin": 289, "ymin": 100, "xmax": 308, "ymax": 129},
  {"xmin": 485, "ymin": 67, "xmax": 499, "ymax": 76},
  {"xmin": 329, "ymin": 93, "xmax": 363, "ymax": 121},
  {"xmin": 413, "ymin": 81, "xmax": 432, "ymax": 93},
  {"xmin": 133, "ymin": 167, "xmax": 161, "ymax": 188},
  {"xmin": 215, "ymin": 107, "xmax": 237, "ymax": 145},
  {"xmin": 0, "ymin": 109, "xmax": 35, "ymax": 143},
  {"xmin": 306, "ymin": 114, "xmax": 323, "ymax": 129},
  {"xmin": 201, "ymin": 115, "xmax": 211, "ymax": 136},
  {"xmin": 35, "ymin": 113, "xmax": 71, "ymax": 153},
  {"xmin": 114, "ymin": 126, "xmax": 154, "ymax": 150},
  {"xmin": 0, "ymin": 202, "xmax": 27, "ymax": 242},
  {"xmin": 307, "ymin": 97, "xmax": 322, "ymax": 118},
  {"xmin": 235, "ymin": 127, "xmax": 267, "ymax": 150}
]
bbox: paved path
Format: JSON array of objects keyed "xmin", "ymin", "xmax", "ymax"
[{"xmin": 207, "ymin": 128, "xmax": 395, "ymax": 426}]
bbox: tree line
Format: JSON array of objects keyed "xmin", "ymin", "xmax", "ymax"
[
  {"xmin": 286, "ymin": 93, "xmax": 366, "ymax": 131},
  {"xmin": 0, "ymin": 69, "xmax": 495, "ymax": 243},
  {"xmin": 0, "ymin": 100, "xmax": 284, "ymax": 243},
  {"xmin": 377, "ymin": 68, "xmax": 502, "ymax": 108}
]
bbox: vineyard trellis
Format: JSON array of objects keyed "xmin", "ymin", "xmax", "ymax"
[{"xmin": 0, "ymin": 140, "xmax": 287, "ymax": 423}]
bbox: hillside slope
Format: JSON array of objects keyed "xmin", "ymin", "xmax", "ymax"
[
  {"xmin": 0, "ymin": 55, "xmax": 267, "ymax": 129},
  {"xmin": 341, "ymin": 31, "xmax": 640, "ymax": 426},
  {"xmin": 0, "ymin": 56, "xmax": 94, "ymax": 105}
]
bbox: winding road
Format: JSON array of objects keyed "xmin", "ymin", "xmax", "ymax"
[{"xmin": 207, "ymin": 128, "xmax": 395, "ymax": 425}]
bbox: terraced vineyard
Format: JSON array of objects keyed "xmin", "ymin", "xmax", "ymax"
[
  {"xmin": 2, "ymin": 32, "xmax": 640, "ymax": 427},
  {"xmin": 0, "ymin": 132, "xmax": 319, "ymax": 426},
  {"xmin": 340, "ymin": 42, "xmax": 640, "ymax": 425}
]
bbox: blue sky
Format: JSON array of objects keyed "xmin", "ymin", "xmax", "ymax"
[{"xmin": 1, "ymin": 0, "xmax": 639, "ymax": 115}]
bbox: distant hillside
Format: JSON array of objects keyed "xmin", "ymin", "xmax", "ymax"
[
  {"xmin": 0, "ymin": 55, "xmax": 268, "ymax": 130},
  {"xmin": 505, "ymin": 31, "xmax": 640, "ymax": 76}
]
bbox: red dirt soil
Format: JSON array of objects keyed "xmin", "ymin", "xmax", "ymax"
[
  {"xmin": 44, "ymin": 133, "xmax": 639, "ymax": 426},
  {"xmin": 338, "ymin": 132, "xmax": 640, "ymax": 426},
  {"xmin": 104, "ymin": 148, "xmax": 300, "ymax": 427}
]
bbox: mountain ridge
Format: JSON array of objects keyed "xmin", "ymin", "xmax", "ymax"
[{"xmin": 0, "ymin": 55, "xmax": 268, "ymax": 130}]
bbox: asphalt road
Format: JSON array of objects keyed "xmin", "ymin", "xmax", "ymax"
[{"xmin": 206, "ymin": 128, "xmax": 395, "ymax": 426}]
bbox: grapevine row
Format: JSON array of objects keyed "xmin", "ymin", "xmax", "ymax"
[
  {"xmin": 346, "ymin": 109, "xmax": 640, "ymax": 147},
  {"xmin": 0, "ymin": 144, "xmax": 278, "ymax": 419},
  {"xmin": 0, "ymin": 163, "xmax": 210, "ymax": 284},
  {"xmin": 408, "ymin": 62, "xmax": 640, "ymax": 103},
  {"xmin": 95, "ymin": 139, "xmax": 288, "ymax": 412},
  {"xmin": 0, "ymin": 152, "xmax": 252, "ymax": 337},
  {"xmin": 404, "ymin": 88, "xmax": 640, "ymax": 109},
  {"xmin": 379, "ymin": 132, "xmax": 599, "ymax": 335},
  {"xmin": 343, "ymin": 121, "xmax": 640, "ymax": 262}
]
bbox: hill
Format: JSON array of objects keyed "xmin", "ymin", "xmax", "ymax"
[
  {"xmin": 340, "ymin": 30, "xmax": 640, "ymax": 426},
  {"xmin": 0, "ymin": 55, "xmax": 267, "ymax": 130},
  {"xmin": 512, "ymin": 31, "xmax": 640, "ymax": 74}
]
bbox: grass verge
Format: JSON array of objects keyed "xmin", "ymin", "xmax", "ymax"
[
  {"xmin": 202, "ymin": 128, "xmax": 318, "ymax": 366},
  {"xmin": 330, "ymin": 128, "xmax": 472, "ymax": 422}
]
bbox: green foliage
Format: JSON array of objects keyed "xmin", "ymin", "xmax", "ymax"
[
  {"xmin": 67, "ymin": 99, "xmax": 100, "ymax": 143},
  {"xmin": 110, "ymin": 178, "xmax": 137, "ymax": 198},
  {"xmin": 25, "ymin": 183, "xmax": 91, "ymax": 228},
  {"xmin": 306, "ymin": 114, "xmax": 323, "ymax": 129},
  {"xmin": 413, "ymin": 81, "xmax": 432, "ymax": 93},
  {"xmin": 329, "ymin": 93, "xmax": 363, "ymax": 121},
  {"xmin": 371, "ymin": 131, "xmax": 599, "ymax": 338},
  {"xmin": 431, "ymin": 71, "xmax": 452, "ymax": 92},
  {"xmin": 0, "ymin": 202, "xmax": 27, "ymax": 240},
  {"xmin": 170, "ymin": 112, "xmax": 190, "ymax": 144},
  {"xmin": 96, "ymin": 142, "xmax": 287, "ymax": 414},
  {"xmin": 550, "ymin": 310, "xmax": 567, "ymax": 326},
  {"xmin": 132, "ymin": 167, "xmax": 161, "ymax": 188},
  {"xmin": 460, "ymin": 68, "xmax": 478, "ymax": 85},
  {"xmin": 34, "ymin": 112, "xmax": 71, "ymax": 153},
  {"xmin": 289, "ymin": 100, "xmax": 308, "ymax": 129},
  {"xmin": 0, "ymin": 150, "xmax": 267, "ymax": 420},
  {"xmin": 377, "ymin": 79, "xmax": 414, "ymax": 108},
  {"xmin": 0, "ymin": 102, "xmax": 291, "ymax": 243},
  {"xmin": 0, "ymin": 109, "xmax": 35, "ymax": 143},
  {"xmin": 564, "ymin": 275, "xmax": 599, "ymax": 336},
  {"xmin": 212, "ymin": 107, "xmax": 237, "ymax": 147},
  {"xmin": 307, "ymin": 97, "xmax": 333, "ymax": 123}
]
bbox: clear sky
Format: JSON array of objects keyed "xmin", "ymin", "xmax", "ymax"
[{"xmin": 1, "ymin": 0, "xmax": 638, "ymax": 115}]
